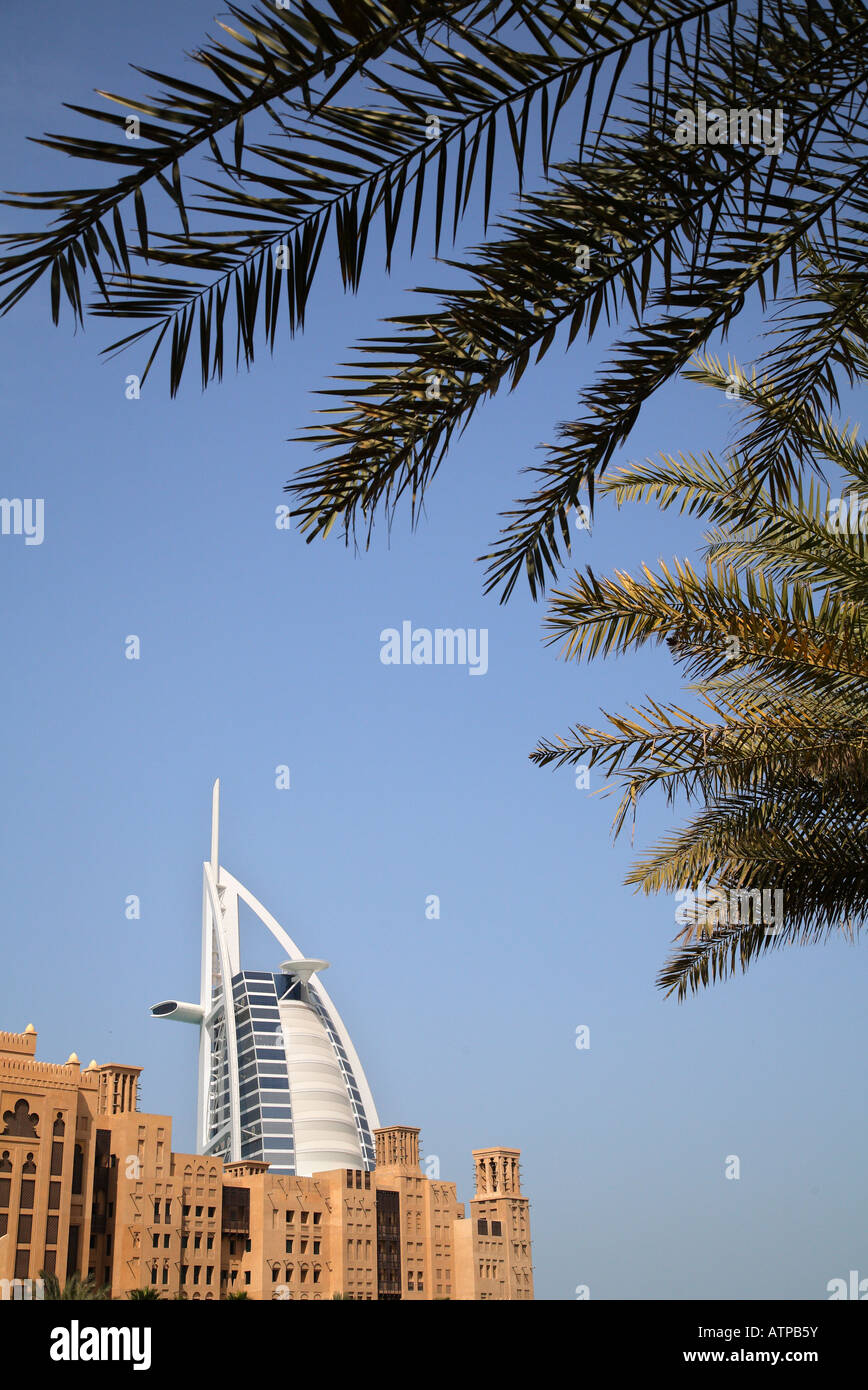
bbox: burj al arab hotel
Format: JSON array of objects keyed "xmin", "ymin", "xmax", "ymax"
[{"xmin": 150, "ymin": 782, "xmax": 379, "ymax": 1176}]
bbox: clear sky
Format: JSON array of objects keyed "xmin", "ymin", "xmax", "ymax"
[{"xmin": 1, "ymin": 0, "xmax": 865, "ymax": 1301}]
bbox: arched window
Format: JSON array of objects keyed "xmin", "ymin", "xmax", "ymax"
[
  {"xmin": 53, "ymin": 1113, "xmax": 65, "ymax": 1137},
  {"xmin": 1, "ymin": 1100, "xmax": 39, "ymax": 1138},
  {"xmin": 0, "ymin": 1151, "xmax": 12, "ymax": 1173},
  {"xmin": 23, "ymin": 1153, "xmax": 36, "ymax": 1174}
]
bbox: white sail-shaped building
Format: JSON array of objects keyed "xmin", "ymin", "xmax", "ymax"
[{"xmin": 150, "ymin": 781, "xmax": 379, "ymax": 1176}]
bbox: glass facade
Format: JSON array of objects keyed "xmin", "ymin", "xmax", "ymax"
[
  {"xmin": 232, "ymin": 972, "xmax": 295, "ymax": 1173},
  {"xmin": 202, "ymin": 966, "xmax": 376, "ymax": 1175}
]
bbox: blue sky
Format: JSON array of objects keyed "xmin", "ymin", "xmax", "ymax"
[{"xmin": 1, "ymin": 0, "xmax": 866, "ymax": 1301}]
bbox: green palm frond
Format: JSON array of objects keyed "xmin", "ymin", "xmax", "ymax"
[
  {"xmin": 5, "ymin": 2, "xmax": 868, "ymax": 600},
  {"xmin": 534, "ymin": 264, "xmax": 868, "ymax": 992},
  {"xmin": 40, "ymin": 1271, "xmax": 111, "ymax": 1300},
  {"xmin": 643, "ymin": 792, "xmax": 868, "ymax": 996},
  {"xmin": 289, "ymin": 1, "xmax": 868, "ymax": 595},
  {"xmin": 0, "ymin": 0, "xmax": 738, "ymax": 394},
  {"xmin": 656, "ymin": 919, "xmax": 853, "ymax": 998}
]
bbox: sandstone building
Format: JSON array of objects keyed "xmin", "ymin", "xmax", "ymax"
[{"xmin": 0, "ymin": 1026, "xmax": 533, "ymax": 1300}]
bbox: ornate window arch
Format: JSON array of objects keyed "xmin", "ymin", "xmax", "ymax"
[{"xmin": 2, "ymin": 1100, "xmax": 39, "ymax": 1138}]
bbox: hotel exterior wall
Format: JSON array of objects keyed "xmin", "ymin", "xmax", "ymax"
[
  {"xmin": 0, "ymin": 1030, "xmax": 106, "ymax": 1288},
  {"xmin": 0, "ymin": 1029, "xmax": 533, "ymax": 1301}
]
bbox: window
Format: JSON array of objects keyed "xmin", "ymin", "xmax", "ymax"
[
  {"xmin": 206, "ymin": 1267, "xmax": 213, "ymax": 1285},
  {"xmin": 286, "ymin": 1210, "xmax": 294, "ymax": 1223},
  {"xmin": 162, "ymin": 1267, "xmax": 168, "ymax": 1285},
  {"xmin": 245, "ymin": 1271, "xmax": 251, "ymax": 1285},
  {"xmin": 150, "ymin": 1266, "xmax": 157, "ymax": 1285},
  {"xmin": 19, "ymin": 1181, "xmax": 35, "ymax": 1210},
  {"xmin": 313, "ymin": 1211, "xmax": 322, "ymax": 1224},
  {"xmin": 193, "ymin": 1266, "xmax": 201, "ymax": 1285},
  {"xmin": 207, "ymin": 1207, "xmax": 215, "ymax": 1218},
  {"xmin": 313, "ymin": 1269, "xmax": 320, "ymax": 1283},
  {"xmin": 153, "ymin": 1201, "xmax": 161, "ymax": 1224},
  {"xmin": 286, "ymin": 1239, "xmax": 293, "ymax": 1254},
  {"xmin": 164, "ymin": 1200, "xmax": 171, "ymax": 1222},
  {"xmin": 195, "ymin": 1206, "xmax": 203, "ymax": 1217},
  {"xmin": 491, "ymin": 1221, "xmax": 502, "ymax": 1237},
  {"xmin": 300, "ymin": 1211, "xmax": 309, "ymax": 1224},
  {"xmin": 181, "ymin": 1235, "xmax": 188, "ymax": 1250},
  {"xmin": 152, "ymin": 1234, "xmax": 159, "ymax": 1249},
  {"xmin": 477, "ymin": 1219, "xmax": 488, "ymax": 1235},
  {"xmin": 164, "ymin": 1234, "xmax": 170, "ymax": 1249},
  {"xmin": 313, "ymin": 1241, "xmax": 320, "ymax": 1255},
  {"xmin": 2, "ymin": 1100, "xmax": 39, "ymax": 1138},
  {"xmin": 182, "ymin": 1204, "xmax": 190, "ymax": 1217},
  {"xmin": 207, "ymin": 1235, "xmax": 214, "ymax": 1251},
  {"xmin": 272, "ymin": 1267, "xmax": 279, "ymax": 1283},
  {"xmin": 48, "ymin": 1182, "xmax": 61, "ymax": 1209},
  {"xmin": 194, "ymin": 1235, "xmax": 201, "ymax": 1250},
  {"xmin": 245, "ymin": 1239, "xmax": 251, "ymax": 1253}
]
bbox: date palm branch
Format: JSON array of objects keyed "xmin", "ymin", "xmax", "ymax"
[
  {"xmin": 532, "ymin": 269, "xmax": 868, "ymax": 992},
  {"xmin": 3, "ymin": 3, "xmax": 868, "ymax": 599}
]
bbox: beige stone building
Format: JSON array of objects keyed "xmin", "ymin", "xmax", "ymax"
[{"xmin": 0, "ymin": 1026, "xmax": 533, "ymax": 1300}]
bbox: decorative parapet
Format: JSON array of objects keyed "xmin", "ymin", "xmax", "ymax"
[
  {"xmin": 0, "ymin": 1055, "xmax": 98, "ymax": 1088},
  {"xmin": 0, "ymin": 1029, "xmax": 37, "ymax": 1058}
]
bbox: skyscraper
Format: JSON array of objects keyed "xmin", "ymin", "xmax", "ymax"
[{"xmin": 150, "ymin": 782, "xmax": 379, "ymax": 1176}]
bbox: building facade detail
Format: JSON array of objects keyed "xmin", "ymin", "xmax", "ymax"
[{"xmin": 0, "ymin": 1028, "xmax": 533, "ymax": 1300}]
